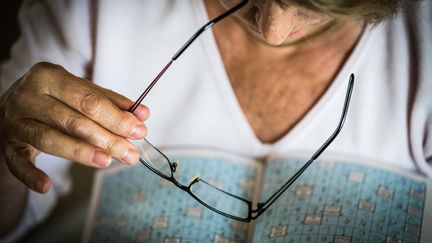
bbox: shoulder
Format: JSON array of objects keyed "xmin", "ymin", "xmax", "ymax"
[
  {"xmin": 403, "ymin": 1, "xmax": 432, "ymax": 66},
  {"xmin": 403, "ymin": 1, "xmax": 432, "ymax": 173},
  {"xmin": 405, "ymin": 1, "xmax": 432, "ymax": 104},
  {"xmin": 386, "ymin": 0, "xmax": 432, "ymax": 97}
]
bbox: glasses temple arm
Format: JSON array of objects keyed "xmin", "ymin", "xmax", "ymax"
[
  {"xmin": 172, "ymin": 0, "xmax": 248, "ymax": 60},
  {"xmin": 129, "ymin": 60, "xmax": 173, "ymax": 112},
  {"xmin": 255, "ymin": 74, "xmax": 355, "ymax": 216},
  {"xmin": 310, "ymin": 74, "xmax": 354, "ymax": 160},
  {"xmin": 129, "ymin": 0, "xmax": 249, "ymax": 112}
]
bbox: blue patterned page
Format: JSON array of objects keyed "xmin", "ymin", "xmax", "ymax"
[
  {"xmin": 83, "ymin": 149, "xmax": 260, "ymax": 243},
  {"xmin": 253, "ymin": 156, "xmax": 432, "ymax": 243}
]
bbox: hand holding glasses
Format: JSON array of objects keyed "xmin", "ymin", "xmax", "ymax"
[{"xmin": 128, "ymin": 0, "xmax": 354, "ymax": 222}]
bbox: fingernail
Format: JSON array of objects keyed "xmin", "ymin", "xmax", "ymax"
[
  {"xmin": 131, "ymin": 124, "xmax": 147, "ymax": 138},
  {"xmin": 122, "ymin": 148, "xmax": 139, "ymax": 164},
  {"xmin": 135, "ymin": 105, "xmax": 149, "ymax": 121},
  {"xmin": 93, "ymin": 150, "xmax": 112, "ymax": 167},
  {"xmin": 35, "ymin": 179, "xmax": 47, "ymax": 192}
]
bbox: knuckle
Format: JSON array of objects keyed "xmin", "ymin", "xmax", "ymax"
[
  {"xmin": 9, "ymin": 81, "xmax": 36, "ymax": 103},
  {"xmin": 64, "ymin": 115, "xmax": 88, "ymax": 135},
  {"xmin": 80, "ymin": 92, "xmax": 104, "ymax": 117},
  {"xmin": 26, "ymin": 62, "xmax": 58, "ymax": 80},
  {"xmin": 105, "ymin": 137, "xmax": 126, "ymax": 154},
  {"xmin": 112, "ymin": 114, "xmax": 135, "ymax": 134},
  {"xmin": 34, "ymin": 134, "xmax": 51, "ymax": 150},
  {"xmin": 32, "ymin": 127, "xmax": 52, "ymax": 150},
  {"xmin": 31, "ymin": 62, "xmax": 54, "ymax": 71},
  {"xmin": 71, "ymin": 145, "xmax": 84, "ymax": 161},
  {"xmin": 20, "ymin": 121, "xmax": 35, "ymax": 141},
  {"xmin": 20, "ymin": 62, "xmax": 64, "ymax": 95},
  {"xmin": 31, "ymin": 62, "xmax": 64, "ymax": 75},
  {"xmin": 4, "ymin": 143, "xmax": 38, "ymax": 187}
]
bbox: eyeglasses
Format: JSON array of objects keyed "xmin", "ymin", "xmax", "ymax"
[{"xmin": 128, "ymin": 0, "xmax": 354, "ymax": 222}]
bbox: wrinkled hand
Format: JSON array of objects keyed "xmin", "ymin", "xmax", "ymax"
[{"xmin": 0, "ymin": 62, "xmax": 149, "ymax": 193}]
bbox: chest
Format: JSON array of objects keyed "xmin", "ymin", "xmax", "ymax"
[{"xmin": 219, "ymin": 47, "xmax": 341, "ymax": 143}]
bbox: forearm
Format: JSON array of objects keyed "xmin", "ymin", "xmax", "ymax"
[{"xmin": 0, "ymin": 156, "xmax": 28, "ymax": 237}]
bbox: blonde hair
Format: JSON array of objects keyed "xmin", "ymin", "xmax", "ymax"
[{"xmin": 276, "ymin": 0, "xmax": 421, "ymax": 25}]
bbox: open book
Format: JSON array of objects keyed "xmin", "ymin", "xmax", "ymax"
[{"xmin": 83, "ymin": 148, "xmax": 432, "ymax": 242}]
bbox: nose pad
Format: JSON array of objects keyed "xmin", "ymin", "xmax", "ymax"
[
  {"xmin": 172, "ymin": 159, "xmax": 179, "ymax": 173},
  {"xmin": 190, "ymin": 173, "xmax": 201, "ymax": 185}
]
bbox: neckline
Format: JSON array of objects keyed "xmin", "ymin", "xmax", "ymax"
[{"xmin": 193, "ymin": 0, "xmax": 373, "ymax": 156}]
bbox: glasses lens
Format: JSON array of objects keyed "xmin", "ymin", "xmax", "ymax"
[
  {"xmin": 191, "ymin": 179, "xmax": 249, "ymax": 219},
  {"xmin": 131, "ymin": 139, "xmax": 172, "ymax": 177}
]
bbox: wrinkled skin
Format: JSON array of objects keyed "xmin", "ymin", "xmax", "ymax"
[
  {"xmin": 0, "ymin": 62, "xmax": 149, "ymax": 194},
  {"xmin": 0, "ymin": 0, "xmax": 364, "ymax": 236},
  {"xmin": 216, "ymin": 0, "xmax": 334, "ymax": 46}
]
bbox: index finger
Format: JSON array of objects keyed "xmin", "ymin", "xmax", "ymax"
[
  {"xmin": 98, "ymin": 87, "xmax": 150, "ymax": 122},
  {"xmin": 48, "ymin": 74, "xmax": 146, "ymax": 139}
]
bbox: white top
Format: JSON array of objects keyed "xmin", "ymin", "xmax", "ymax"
[{"xmin": 1, "ymin": 0, "xmax": 431, "ymax": 241}]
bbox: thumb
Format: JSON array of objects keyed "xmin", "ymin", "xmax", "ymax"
[{"xmin": 5, "ymin": 143, "xmax": 51, "ymax": 193}]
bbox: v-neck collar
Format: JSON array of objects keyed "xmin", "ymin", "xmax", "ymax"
[{"xmin": 193, "ymin": 0, "xmax": 373, "ymax": 156}]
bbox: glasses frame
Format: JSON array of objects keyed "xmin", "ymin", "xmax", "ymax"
[
  {"xmin": 128, "ymin": 0, "xmax": 355, "ymax": 222},
  {"xmin": 137, "ymin": 141, "xmax": 255, "ymax": 220}
]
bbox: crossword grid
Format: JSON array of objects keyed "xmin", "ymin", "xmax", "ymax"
[
  {"xmin": 253, "ymin": 160, "xmax": 426, "ymax": 243},
  {"xmin": 87, "ymin": 155, "xmax": 427, "ymax": 243},
  {"xmin": 89, "ymin": 155, "xmax": 256, "ymax": 243}
]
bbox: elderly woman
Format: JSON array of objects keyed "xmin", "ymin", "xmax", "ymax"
[{"xmin": 0, "ymin": 0, "xmax": 430, "ymax": 240}]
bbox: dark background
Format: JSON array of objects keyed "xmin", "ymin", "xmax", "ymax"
[
  {"xmin": 0, "ymin": 1, "xmax": 22, "ymax": 62},
  {"xmin": 1, "ymin": 2, "xmax": 94, "ymax": 242}
]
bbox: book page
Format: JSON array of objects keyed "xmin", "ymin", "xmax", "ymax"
[
  {"xmin": 252, "ymin": 154, "xmax": 431, "ymax": 243},
  {"xmin": 83, "ymin": 148, "xmax": 261, "ymax": 242}
]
